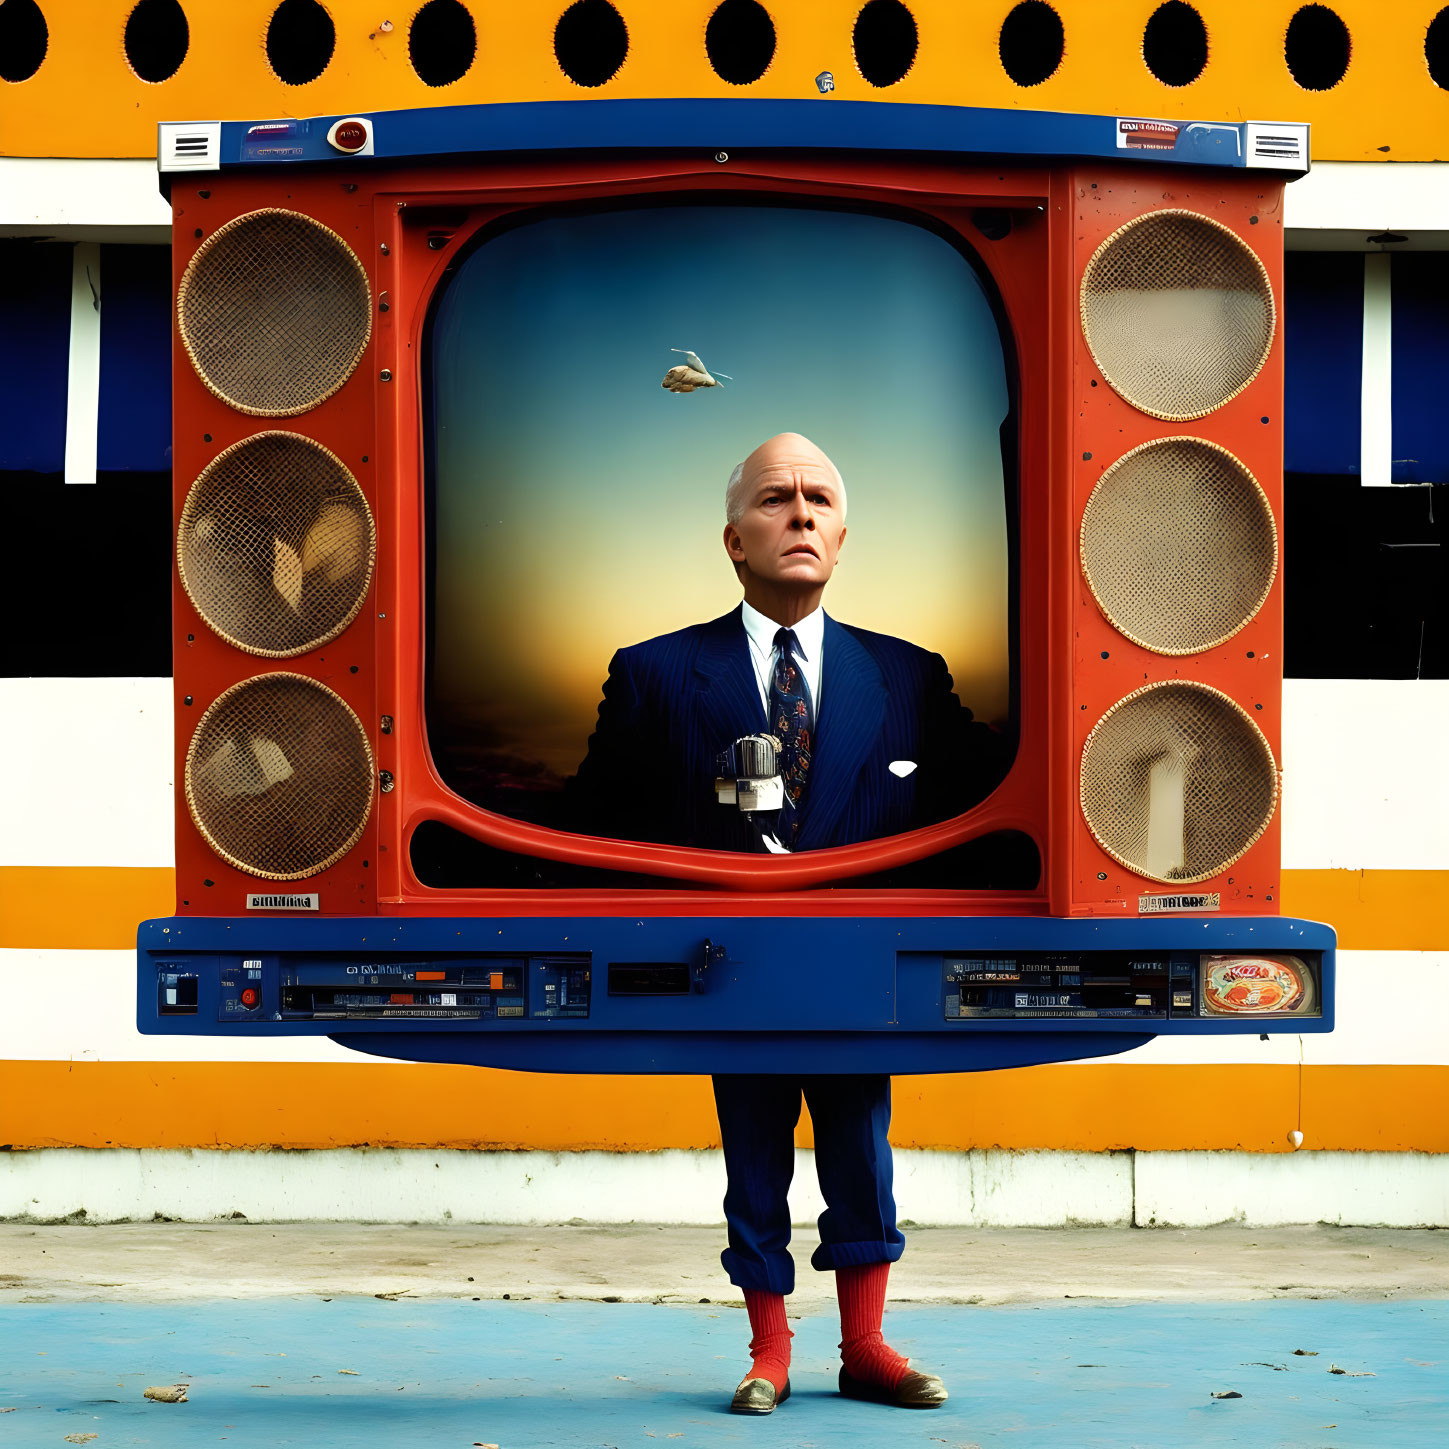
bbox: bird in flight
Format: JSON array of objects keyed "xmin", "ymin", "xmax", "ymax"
[{"xmin": 662, "ymin": 348, "xmax": 733, "ymax": 392}]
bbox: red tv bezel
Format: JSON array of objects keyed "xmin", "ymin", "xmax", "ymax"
[
  {"xmin": 375, "ymin": 155, "xmax": 1058, "ymax": 914},
  {"xmin": 172, "ymin": 153, "xmax": 1284, "ymax": 923}
]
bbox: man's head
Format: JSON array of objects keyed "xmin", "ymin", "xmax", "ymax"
[{"xmin": 722, "ymin": 433, "xmax": 847, "ymax": 610}]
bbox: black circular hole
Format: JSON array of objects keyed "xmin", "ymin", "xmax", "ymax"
[
  {"xmin": 1100, "ymin": 650, "xmax": 1110, "ymax": 659},
  {"xmin": 706, "ymin": 0, "xmax": 775, "ymax": 85},
  {"xmin": 1428, "ymin": 8, "xmax": 1449, "ymax": 88},
  {"xmin": 853, "ymin": 0, "xmax": 917, "ymax": 87},
  {"xmin": 555, "ymin": 0, "xmax": 627, "ymax": 87},
  {"xmin": 1285, "ymin": 4, "xmax": 1350, "ymax": 90},
  {"xmin": 266, "ymin": 0, "xmax": 335, "ymax": 86},
  {"xmin": 0, "ymin": 0, "xmax": 48, "ymax": 81},
  {"xmin": 409, "ymin": 0, "xmax": 475, "ymax": 86},
  {"xmin": 125, "ymin": 0, "xmax": 188, "ymax": 82},
  {"xmin": 1143, "ymin": 1, "xmax": 1207, "ymax": 86},
  {"xmin": 999, "ymin": 1, "xmax": 1063, "ymax": 87}
]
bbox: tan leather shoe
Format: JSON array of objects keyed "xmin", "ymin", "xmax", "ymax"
[
  {"xmin": 839, "ymin": 1365, "xmax": 948, "ymax": 1407},
  {"xmin": 729, "ymin": 1376, "xmax": 791, "ymax": 1414}
]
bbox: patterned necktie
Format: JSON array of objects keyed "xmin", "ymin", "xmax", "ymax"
[{"xmin": 768, "ymin": 627, "xmax": 814, "ymax": 842}]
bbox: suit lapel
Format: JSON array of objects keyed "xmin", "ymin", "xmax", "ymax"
[
  {"xmin": 693, "ymin": 607, "xmax": 767, "ymax": 761},
  {"xmin": 794, "ymin": 615, "xmax": 885, "ymax": 851}
]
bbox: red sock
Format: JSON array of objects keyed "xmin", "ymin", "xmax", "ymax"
[
  {"xmin": 836, "ymin": 1262, "xmax": 909, "ymax": 1389},
  {"xmin": 741, "ymin": 1289, "xmax": 792, "ymax": 1392}
]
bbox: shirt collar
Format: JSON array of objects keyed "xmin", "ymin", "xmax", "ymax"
[{"xmin": 740, "ymin": 599, "xmax": 825, "ymax": 662}]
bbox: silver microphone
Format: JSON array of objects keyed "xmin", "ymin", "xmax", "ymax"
[{"xmin": 715, "ymin": 733, "xmax": 785, "ymax": 812}]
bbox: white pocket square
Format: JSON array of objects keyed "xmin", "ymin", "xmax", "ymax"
[{"xmin": 888, "ymin": 760, "xmax": 917, "ymax": 778}]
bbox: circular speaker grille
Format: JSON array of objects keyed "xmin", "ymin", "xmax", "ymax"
[
  {"xmin": 185, "ymin": 673, "xmax": 374, "ymax": 880},
  {"xmin": 1080, "ymin": 438, "xmax": 1278, "ymax": 654},
  {"xmin": 1080, "ymin": 209, "xmax": 1275, "ymax": 421},
  {"xmin": 178, "ymin": 433, "xmax": 376, "ymax": 658},
  {"xmin": 1081, "ymin": 681, "xmax": 1277, "ymax": 884},
  {"xmin": 177, "ymin": 209, "xmax": 372, "ymax": 417}
]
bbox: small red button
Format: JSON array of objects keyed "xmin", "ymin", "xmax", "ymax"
[
  {"xmin": 240, "ymin": 987, "xmax": 259, "ymax": 1008},
  {"xmin": 331, "ymin": 120, "xmax": 368, "ymax": 153}
]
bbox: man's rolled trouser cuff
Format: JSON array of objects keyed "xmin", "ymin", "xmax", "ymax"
[
  {"xmin": 810, "ymin": 1238, "xmax": 906, "ymax": 1272},
  {"xmin": 721, "ymin": 1247, "xmax": 797, "ymax": 1296}
]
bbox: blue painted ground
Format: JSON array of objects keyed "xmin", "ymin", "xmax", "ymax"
[{"xmin": 1, "ymin": 1299, "xmax": 1444, "ymax": 1448}]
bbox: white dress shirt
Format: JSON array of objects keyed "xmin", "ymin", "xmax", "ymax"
[{"xmin": 740, "ymin": 599, "xmax": 824, "ymax": 720}]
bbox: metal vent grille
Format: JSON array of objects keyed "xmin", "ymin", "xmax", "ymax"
[
  {"xmin": 185, "ymin": 673, "xmax": 374, "ymax": 881},
  {"xmin": 160, "ymin": 121, "xmax": 222, "ymax": 172},
  {"xmin": 1080, "ymin": 681, "xmax": 1277, "ymax": 884},
  {"xmin": 1080, "ymin": 438, "xmax": 1278, "ymax": 655},
  {"xmin": 177, "ymin": 433, "xmax": 375, "ymax": 658},
  {"xmin": 1080, "ymin": 209, "xmax": 1275, "ymax": 421},
  {"xmin": 177, "ymin": 209, "xmax": 371, "ymax": 417}
]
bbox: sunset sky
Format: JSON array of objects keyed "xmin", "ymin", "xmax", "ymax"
[{"xmin": 428, "ymin": 201, "xmax": 1012, "ymax": 796}]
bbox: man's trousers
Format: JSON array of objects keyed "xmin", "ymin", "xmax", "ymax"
[{"xmin": 712, "ymin": 1073, "xmax": 906, "ymax": 1295}]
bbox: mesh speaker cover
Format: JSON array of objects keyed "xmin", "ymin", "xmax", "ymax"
[
  {"xmin": 177, "ymin": 209, "xmax": 372, "ymax": 417},
  {"xmin": 178, "ymin": 433, "xmax": 376, "ymax": 657},
  {"xmin": 1081, "ymin": 681, "xmax": 1277, "ymax": 884},
  {"xmin": 185, "ymin": 673, "xmax": 374, "ymax": 880},
  {"xmin": 1080, "ymin": 210, "xmax": 1275, "ymax": 421},
  {"xmin": 1080, "ymin": 438, "xmax": 1278, "ymax": 654}
]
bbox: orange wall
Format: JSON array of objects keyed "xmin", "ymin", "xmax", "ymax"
[
  {"xmin": 1, "ymin": 1, "xmax": 1444, "ymax": 161},
  {"xmin": 3, "ymin": 1059, "xmax": 1445, "ymax": 1153}
]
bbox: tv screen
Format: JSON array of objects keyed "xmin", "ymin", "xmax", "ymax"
[{"xmin": 425, "ymin": 198, "xmax": 1016, "ymax": 867}]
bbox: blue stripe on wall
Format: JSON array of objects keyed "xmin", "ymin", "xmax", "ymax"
[
  {"xmin": 0, "ymin": 241, "xmax": 71, "ymax": 472},
  {"xmin": 97, "ymin": 244, "xmax": 173, "ymax": 473},
  {"xmin": 0, "ymin": 243, "xmax": 172, "ymax": 475},
  {"xmin": 1390, "ymin": 252, "xmax": 1449, "ymax": 486},
  {"xmin": 1283, "ymin": 252, "xmax": 1363, "ymax": 477}
]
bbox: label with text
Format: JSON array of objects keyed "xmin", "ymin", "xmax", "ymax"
[{"xmin": 1138, "ymin": 892, "xmax": 1221, "ymax": 914}]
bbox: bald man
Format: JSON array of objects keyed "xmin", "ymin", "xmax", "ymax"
[
  {"xmin": 569, "ymin": 435, "xmax": 1007, "ymax": 1411},
  {"xmin": 569, "ymin": 433, "xmax": 1002, "ymax": 854}
]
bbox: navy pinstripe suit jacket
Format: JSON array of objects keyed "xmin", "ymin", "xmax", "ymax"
[{"xmin": 568, "ymin": 606, "xmax": 1003, "ymax": 852}]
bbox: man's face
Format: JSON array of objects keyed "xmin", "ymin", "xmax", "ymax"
[{"xmin": 724, "ymin": 455, "xmax": 847, "ymax": 592}]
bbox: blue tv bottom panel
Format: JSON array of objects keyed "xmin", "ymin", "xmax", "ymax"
[{"xmin": 137, "ymin": 915, "xmax": 1334, "ymax": 1073}]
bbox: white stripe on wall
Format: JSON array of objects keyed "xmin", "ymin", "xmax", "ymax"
[
  {"xmin": 1, "ymin": 947, "xmax": 1442, "ymax": 1067},
  {"xmin": 1281, "ymin": 678, "xmax": 1449, "ymax": 870},
  {"xmin": 0, "ymin": 157, "xmax": 172, "ymax": 238},
  {"xmin": 63, "ymin": 242, "xmax": 103, "ymax": 486},
  {"xmin": 1360, "ymin": 251, "xmax": 1394, "ymax": 489},
  {"xmin": 2, "ymin": 676, "xmax": 1446, "ymax": 872},
  {"xmin": 1284, "ymin": 161, "xmax": 1449, "ymax": 233},
  {"xmin": 1, "ymin": 1146, "xmax": 1444, "ymax": 1229},
  {"xmin": 0, "ymin": 678, "xmax": 173, "ymax": 868}
]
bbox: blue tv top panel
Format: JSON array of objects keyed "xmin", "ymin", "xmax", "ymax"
[
  {"xmin": 157, "ymin": 101, "xmax": 1309, "ymax": 188},
  {"xmin": 139, "ymin": 913, "xmax": 1334, "ymax": 1076}
]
